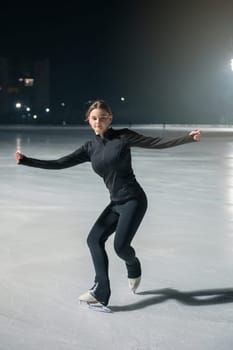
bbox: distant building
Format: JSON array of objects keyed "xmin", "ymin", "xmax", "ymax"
[{"xmin": 0, "ymin": 56, "xmax": 50, "ymax": 123}]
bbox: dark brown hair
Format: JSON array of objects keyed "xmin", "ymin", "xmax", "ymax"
[{"xmin": 85, "ymin": 100, "xmax": 112, "ymax": 121}]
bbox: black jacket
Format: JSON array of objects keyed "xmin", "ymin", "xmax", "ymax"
[{"xmin": 19, "ymin": 128, "xmax": 195, "ymax": 202}]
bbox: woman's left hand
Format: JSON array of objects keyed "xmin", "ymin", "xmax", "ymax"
[{"xmin": 189, "ymin": 130, "xmax": 201, "ymax": 142}]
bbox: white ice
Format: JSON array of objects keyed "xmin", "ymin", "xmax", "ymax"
[{"xmin": 0, "ymin": 126, "xmax": 233, "ymax": 350}]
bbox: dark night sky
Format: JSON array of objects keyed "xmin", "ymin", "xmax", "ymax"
[{"xmin": 1, "ymin": 0, "xmax": 233, "ymax": 124}]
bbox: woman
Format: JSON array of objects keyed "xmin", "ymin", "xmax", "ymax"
[{"xmin": 15, "ymin": 100, "xmax": 201, "ymax": 307}]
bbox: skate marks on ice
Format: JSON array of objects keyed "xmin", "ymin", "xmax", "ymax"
[{"xmin": 110, "ymin": 287, "xmax": 233, "ymax": 312}]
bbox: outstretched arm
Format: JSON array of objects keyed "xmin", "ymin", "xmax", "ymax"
[
  {"xmin": 15, "ymin": 145, "xmax": 90, "ymax": 169},
  {"xmin": 124, "ymin": 128, "xmax": 201, "ymax": 149}
]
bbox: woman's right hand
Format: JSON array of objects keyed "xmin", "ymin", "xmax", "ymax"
[{"xmin": 15, "ymin": 151, "xmax": 24, "ymax": 164}]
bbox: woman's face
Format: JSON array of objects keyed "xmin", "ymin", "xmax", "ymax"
[{"xmin": 88, "ymin": 108, "xmax": 112, "ymax": 137}]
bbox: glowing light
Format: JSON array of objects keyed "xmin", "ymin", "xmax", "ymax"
[
  {"xmin": 16, "ymin": 137, "xmax": 21, "ymax": 152},
  {"xmin": 26, "ymin": 107, "xmax": 31, "ymax": 112},
  {"xmin": 33, "ymin": 114, "xmax": 38, "ymax": 119},
  {"xmin": 121, "ymin": 97, "xmax": 125, "ymax": 101},
  {"xmin": 45, "ymin": 108, "xmax": 50, "ymax": 113},
  {"xmin": 231, "ymin": 59, "xmax": 233, "ymax": 71},
  {"xmin": 15, "ymin": 102, "xmax": 22, "ymax": 109},
  {"xmin": 61, "ymin": 102, "xmax": 65, "ymax": 107},
  {"xmin": 24, "ymin": 78, "xmax": 34, "ymax": 87}
]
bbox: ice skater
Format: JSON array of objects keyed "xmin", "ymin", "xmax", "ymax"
[{"xmin": 15, "ymin": 100, "xmax": 201, "ymax": 309}]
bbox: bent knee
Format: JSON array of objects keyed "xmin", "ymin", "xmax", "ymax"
[
  {"xmin": 87, "ymin": 231, "xmax": 106, "ymax": 248},
  {"xmin": 114, "ymin": 241, "xmax": 127, "ymax": 258},
  {"xmin": 87, "ymin": 232, "xmax": 97, "ymax": 248}
]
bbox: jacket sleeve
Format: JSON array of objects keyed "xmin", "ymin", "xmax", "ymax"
[
  {"xmin": 122, "ymin": 128, "xmax": 195, "ymax": 149},
  {"xmin": 18, "ymin": 143, "xmax": 90, "ymax": 169}
]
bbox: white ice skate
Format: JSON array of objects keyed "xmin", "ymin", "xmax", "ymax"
[
  {"xmin": 79, "ymin": 291, "xmax": 112, "ymax": 313},
  {"xmin": 128, "ymin": 276, "xmax": 141, "ymax": 293},
  {"xmin": 79, "ymin": 291, "xmax": 99, "ymax": 304}
]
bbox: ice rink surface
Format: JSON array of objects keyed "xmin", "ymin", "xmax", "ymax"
[{"xmin": 0, "ymin": 125, "xmax": 233, "ymax": 350}]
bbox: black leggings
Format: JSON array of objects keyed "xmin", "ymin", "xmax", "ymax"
[{"xmin": 87, "ymin": 190, "xmax": 148, "ymax": 305}]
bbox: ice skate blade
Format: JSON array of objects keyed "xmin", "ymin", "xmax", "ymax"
[
  {"xmin": 80, "ymin": 301, "xmax": 112, "ymax": 313},
  {"xmin": 79, "ymin": 300, "xmax": 97, "ymax": 305},
  {"xmin": 88, "ymin": 303, "xmax": 112, "ymax": 313}
]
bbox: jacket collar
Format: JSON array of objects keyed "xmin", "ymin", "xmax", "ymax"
[{"xmin": 94, "ymin": 128, "xmax": 114, "ymax": 142}]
